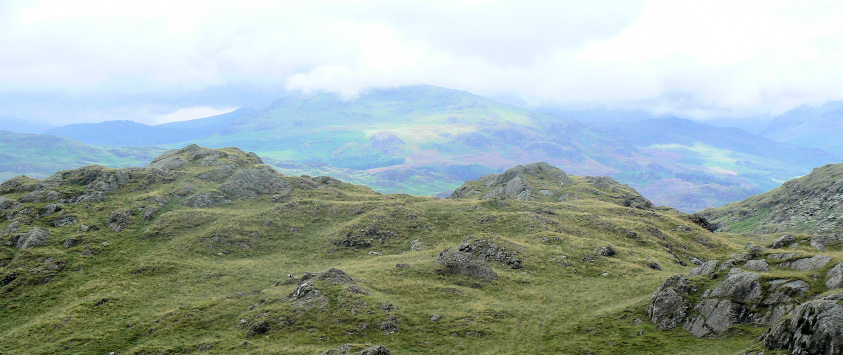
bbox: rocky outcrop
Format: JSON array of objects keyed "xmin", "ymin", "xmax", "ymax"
[
  {"xmin": 183, "ymin": 191, "xmax": 231, "ymax": 208},
  {"xmin": 457, "ymin": 235, "xmax": 523, "ymax": 269},
  {"xmin": 648, "ymin": 275, "xmax": 697, "ymax": 330},
  {"xmin": 702, "ymin": 163, "xmax": 843, "ymax": 235},
  {"xmin": 762, "ymin": 292, "xmax": 843, "ymax": 355},
  {"xmin": 767, "ymin": 234, "xmax": 795, "ymax": 249},
  {"xmin": 284, "ymin": 268, "xmax": 367, "ymax": 309},
  {"xmin": 322, "ymin": 344, "xmax": 391, "ymax": 355},
  {"xmin": 16, "ymin": 227, "xmax": 50, "ymax": 249},
  {"xmin": 688, "ymin": 260, "xmax": 718, "ymax": 278},
  {"xmin": 436, "ymin": 248, "xmax": 499, "ymax": 282},
  {"xmin": 811, "ymin": 234, "xmax": 843, "ymax": 251},
  {"xmin": 777, "ymin": 255, "xmax": 832, "ymax": 271},
  {"xmin": 651, "ymin": 252, "xmax": 832, "ymax": 338},
  {"xmin": 449, "ymin": 162, "xmax": 568, "ymax": 201},
  {"xmin": 220, "ymin": 166, "xmax": 290, "ymax": 199},
  {"xmin": 0, "ymin": 197, "xmax": 21, "ymax": 212},
  {"xmin": 107, "ymin": 209, "xmax": 131, "ymax": 232},
  {"xmin": 744, "ymin": 259, "xmax": 769, "ymax": 271},
  {"xmin": 826, "ymin": 262, "xmax": 843, "ymax": 290}
]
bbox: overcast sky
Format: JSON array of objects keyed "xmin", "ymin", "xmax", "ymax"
[{"xmin": 2, "ymin": 0, "xmax": 842, "ymax": 126}]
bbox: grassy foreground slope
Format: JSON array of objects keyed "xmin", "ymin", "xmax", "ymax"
[{"xmin": 0, "ymin": 145, "xmax": 754, "ymax": 354}]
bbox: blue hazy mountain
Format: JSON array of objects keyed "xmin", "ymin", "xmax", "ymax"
[
  {"xmin": 42, "ymin": 108, "xmax": 254, "ymax": 147},
  {"xmin": 0, "ymin": 116, "xmax": 55, "ymax": 134},
  {"xmin": 761, "ymin": 101, "xmax": 843, "ymax": 155}
]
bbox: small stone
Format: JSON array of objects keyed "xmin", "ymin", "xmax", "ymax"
[
  {"xmin": 430, "ymin": 314, "xmax": 441, "ymax": 322},
  {"xmin": 601, "ymin": 272, "xmax": 609, "ymax": 277}
]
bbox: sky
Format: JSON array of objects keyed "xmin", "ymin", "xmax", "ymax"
[{"xmin": 2, "ymin": 0, "xmax": 843, "ymax": 127}]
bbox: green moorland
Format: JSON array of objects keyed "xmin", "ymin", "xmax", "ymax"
[
  {"xmin": 0, "ymin": 145, "xmax": 809, "ymax": 354},
  {"xmin": 0, "ymin": 130, "xmax": 165, "ymax": 181}
]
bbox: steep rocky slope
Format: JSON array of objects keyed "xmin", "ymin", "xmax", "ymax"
[
  {"xmin": 0, "ymin": 145, "xmax": 749, "ymax": 354},
  {"xmin": 648, "ymin": 233, "xmax": 843, "ymax": 354},
  {"xmin": 701, "ymin": 162, "xmax": 843, "ymax": 235}
]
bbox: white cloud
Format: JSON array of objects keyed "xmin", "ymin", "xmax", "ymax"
[
  {"xmin": 1, "ymin": 0, "xmax": 843, "ymax": 124},
  {"xmin": 155, "ymin": 106, "xmax": 236, "ymax": 125}
]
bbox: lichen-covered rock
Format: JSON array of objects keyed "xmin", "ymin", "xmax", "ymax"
[
  {"xmin": 0, "ymin": 176, "xmax": 39, "ymax": 194},
  {"xmin": 220, "ymin": 166, "xmax": 290, "ymax": 199},
  {"xmin": 777, "ymin": 255, "xmax": 832, "ymax": 271},
  {"xmin": 594, "ymin": 245, "xmax": 616, "ymax": 257},
  {"xmin": 685, "ymin": 298, "xmax": 754, "ymax": 337},
  {"xmin": 16, "ymin": 227, "xmax": 50, "ymax": 249},
  {"xmin": 811, "ymin": 234, "xmax": 843, "ymax": 251},
  {"xmin": 709, "ymin": 271, "xmax": 762, "ymax": 303},
  {"xmin": 688, "ymin": 260, "xmax": 718, "ymax": 278},
  {"xmin": 436, "ymin": 248, "xmax": 499, "ymax": 282},
  {"xmin": 648, "ymin": 275, "xmax": 697, "ymax": 330},
  {"xmin": 458, "ymin": 236, "xmax": 523, "ymax": 269},
  {"xmin": 20, "ymin": 189, "xmax": 61, "ymax": 203},
  {"xmin": 826, "ymin": 262, "xmax": 843, "ymax": 290},
  {"xmin": 50, "ymin": 215, "xmax": 78, "ymax": 227},
  {"xmin": 0, "ymin": 197, "xmax": 21, "ymax": 212},
  {"xmin": 196, "ymin": 164, "xmax": 237, "ymax": 182},
  {"xmin": 744, "ymin": 259, "xmax": 769, "ymax": 272},
  {"xmin": 107, "ymin": 209, "xmax": 131, "ymax": 232},
  {"xmin": 357, "ymin": 345, "xmax": 391, "ymax": 355},
  {"xmin": 762, "ymin": 293, "xmax": 843, "ymax": 355},
  {"xmin": 183, "ymin": 191, "xmax": 231, "ymax": 208},
  {"xmin": 767, "ymin": 234, "xmax": 795, "ymax": 249}
]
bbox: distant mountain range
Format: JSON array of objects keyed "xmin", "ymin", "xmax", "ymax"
[
  {"xmin": 0, "ymin": 130, "xmax": 164, "ymax": 182},
  {"xmin": 3, "ymin": 85, "xmax": 842, "ymax": 212},
  {"xmin": 761, "ymin": 101, "xmax": 843, "ymax": 156}
]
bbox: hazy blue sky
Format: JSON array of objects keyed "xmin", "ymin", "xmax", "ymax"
[{"xmin": 2, "ymin": 0, "xmax": 842, "ymax": 126}]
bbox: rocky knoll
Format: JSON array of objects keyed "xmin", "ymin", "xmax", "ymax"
[
  {"xmin": 449, "ymin": 162, "xmax": 654, "ymax": 209},
  {"xmin": 702, "ymin": 162, "xmax": 843, "ymax": 235}
]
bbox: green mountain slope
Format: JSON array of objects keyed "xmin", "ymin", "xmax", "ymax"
[
  {"xmin": 1, "ymin": 145, "xmax": 757, "ymax": 354},
  {"xmin": 701, "ymin": 162, "xmax": 843, "ymax": 235},
  {"xmin": 39, "ymin": 86, "xmax": 841, "ymax": 212},
  {"xmin": 0, "ymin": 130, "xmax": 165, "ymax": 182}
]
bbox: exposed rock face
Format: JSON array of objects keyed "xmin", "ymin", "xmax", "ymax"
[
  {"xmin": 744, "ymin": 259, "xmax": 769, "ymax": 272},
  {"xmin": 709, "ymin": 272, "xmax": 762, "ymax": 303},
  {"xmin": 648, "ymin": 275, "xmax": 697, "ymax": 330},
  {"xmin": 458, "ymin": 236, "xmax": 523, "ymax": 269},
  {"xmin": 826, "ymin": 262, "xmax": 843, "ymax": 290},
  {"xmin": 768, "ymin": 234, "xmax": 795, "ymax": 249},
  {"xmin": 777, "ymin": 255, "xmax": 832, "ymax": 271},
  {"xmin": 682, "ymin": 271, "xmax": 762, "ymax": 337},
  {"xmin": 107, "ymin": 209, "xmax": 131, "ymax": 232},
  {"xmin": 183, "ymin": 191, "xmax": 231, "ymax": 208},
  {"xmin": 685, "ymin": 298, "xmax": 754, "ymax": 336},
  {"xmin": 196, "ymin": 164, "xmax": 237, "ymax": 182},
  {"xmin": 811, "ymin": 233, "xmax": 843, "ymax": 251},
  {"xmin": 762, "ymin": 292, "xmax": 843, "ymax": 355},
  {"xmin": 688, "ymin": 260, "xmax": 718, "ymax": 278},
  {"xmin": 436, "ymin": 248, "xmax": 499, "ymax": 282},
  {"xmin": 0, "ymin": 197, "xmax": 21, "ymax": 212},
  {"xmin": 16, "ymin": 227, "xmax": 50, "ymax": 249},
  {"xmin": 220, "ymin": 166, "xmax": 290, "ymax": 199}
]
